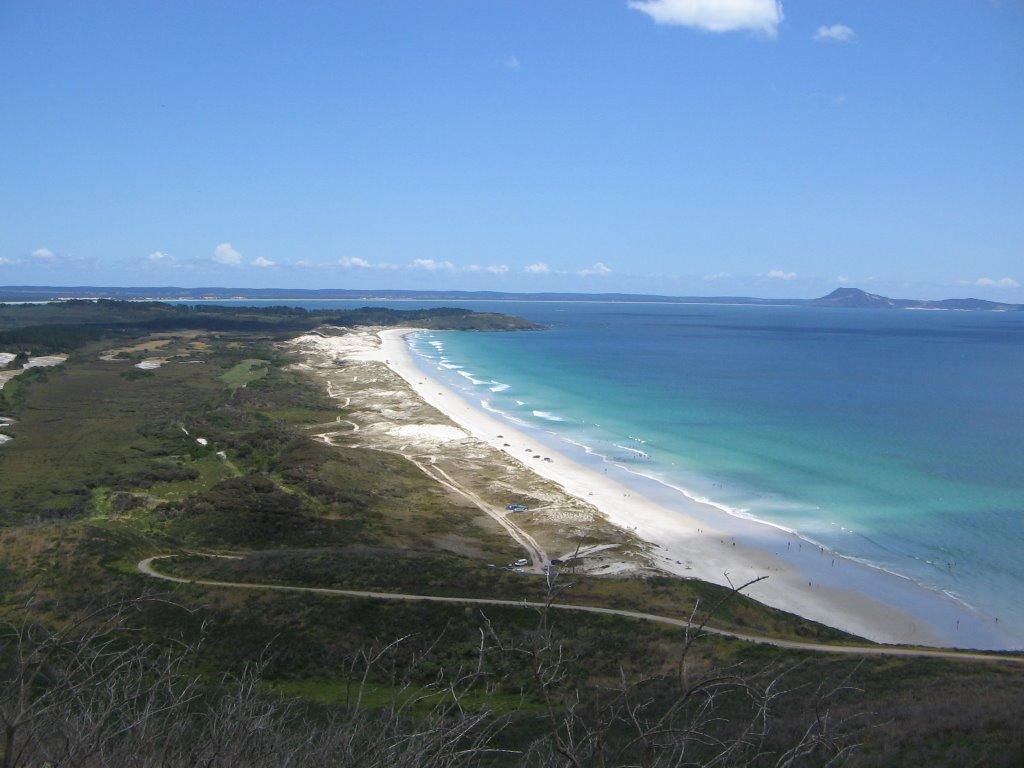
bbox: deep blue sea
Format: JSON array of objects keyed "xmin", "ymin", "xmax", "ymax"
[{"xmin": 193, "ymin": 299, "xmax": 1024, "ymax": 640}]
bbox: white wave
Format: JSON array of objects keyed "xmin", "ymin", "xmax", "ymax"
[
  {"xmin": 532, "ymin": 410, "xmax": 564, "ymax": 422},
  {"xmin": 489, "ymin": 382, "xmax": 510, "ymax": 392},
  {"xmin": 514, "ymin": 400, "xmax": 526, "ymax": 406},
  {"xmin": 614, "ymin": 443, "xmax": 649, "ymax": 459},
  {"xmin": 558, "ymin": 435, "xmax": 608, "ymax": 460},
  {"xmin": 428, "ymin": 340, "xmax": 444, "ymax": 350},
  {"xmin": 480, "ymin": 399, "xmax": 530, "ymax": 426},
  {"xmin": 439, "ymin": 362, "xmax": 462, "ymax": 370},
  {"xmin": 457, "ymin": 370, "xmax": 485, "ymax": 385},
  {"xmin": 612, "ymin": 463, "xmax": 973, "ymax": 606}
]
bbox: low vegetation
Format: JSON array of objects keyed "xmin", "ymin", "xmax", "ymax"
[
  {"xmin": 0, "ymin": 301, "xmax": 1022, "ymax": 766},
  {"xmin": 0, "ymin": 300, "xmax": 541, "ymax": 354}
]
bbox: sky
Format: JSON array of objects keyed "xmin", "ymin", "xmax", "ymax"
[{"xmin": 1, "ymin": 0, "xmax": 1022, "ymax": 299}]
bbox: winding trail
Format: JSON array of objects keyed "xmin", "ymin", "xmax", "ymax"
[{"xmin": 138, "ymin": 555, "xmax": 1024, "ymax": 666}]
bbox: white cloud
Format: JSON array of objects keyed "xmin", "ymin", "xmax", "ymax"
[
  {"xmin": 409, "ymin": 258, "xmax": 455, "ymax": 271},
  {"xmin": 704, "ymin": 271, "xmax": 732, "ymax": 280},
  {"xmin": 975, "ymin": 276, "xmax": 1021, "ymax": 289},
  {"xmin": 337, "ymin": 256, "xmax": 398, "ymax": 270},
  {"xmin": 628, "ymin": 0, "xmax": 784, "ymax": 36},
  {"xmin": 837, "ymin": 275, "xmax": 851, "ymax": 283},
  {"xmin": 213, "ymin": 242, "xmax": 243, "ymax": 266},
  {"xmin": 295, "ymin": 259, "xmax": 314, "ymax": 268},
  {"xmin": 578, "ymin": 262, "xmax": 613, "ymax": 276},
  {"xmin": 148, "ymin": 250, "xmax": 173, "ymax": 263},
  {"xmin": 32, "ymin": 247, "xmax": 55, "ymax": 261},
  {"xmin": 251, "ymin": 256, "xmax": 276, "ymax": 268},
  {"xmin": 504, "ymin": 55, "xmax": 521, "ymax": 70},
  {"xmin": 0, "ymin": 257, "xmax": 12, "ymax": 265},
  {"xmin": 523, "ymin": 262, "xmax": 550, "ymax": 274},
  {"xmin": 465, "ymin": 264, "xmax": 510, "ymax": 274},
  {"xmin": 814, "ymin": 24, "xmax": 855, "ymax": 42},
  {"xmin": 766, "ymin": 269, "xmax": 797, "ymax": 280}
]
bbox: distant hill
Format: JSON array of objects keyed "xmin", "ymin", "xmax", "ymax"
[
  {"xmin": 1, "ymin": 285, "xmax": 1021, "ymax": 311},
  {"xmin": 809, "ymin": 287, "xmax": 1023, "ymax": 312},
  {"xmin": 0, "ymin": 285, "xmax": 794, "ymax": 305}
]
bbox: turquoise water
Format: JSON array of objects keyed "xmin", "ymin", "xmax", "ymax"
[
  {"xmin": 187, "ymin": 299, "xmax": 1024, "ymax": 644},
  {"xmin": 403, "ymin": 302, "xmax": 1024, "ymax": 641}
]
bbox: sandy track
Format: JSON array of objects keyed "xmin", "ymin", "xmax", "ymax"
[
  {"xmin": 137, "ymin": 555, "xmax": 1024, "ymax": 666},
  {"xmin": 408, "ymin": 456, "xmax": 548, "ymax": 570}
]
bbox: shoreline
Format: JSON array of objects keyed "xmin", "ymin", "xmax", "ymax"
[{"xmin": 380, "ymin": 328, "xmax": 1017, "ymax": 650}]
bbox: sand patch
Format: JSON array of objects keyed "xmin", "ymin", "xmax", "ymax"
[
  {"xmin": 288, "ymin": 328, "xmax": 394, "ymax": 364},
  {"xmin": 387, "ymin": 424, "xmax": 468, "ymax": 443},
  {"xmin": 24, "ymin": 355, "xmax": 67, "ymax": 369}
]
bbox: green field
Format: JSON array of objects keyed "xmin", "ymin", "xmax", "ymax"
[{"xmin": 221, "ymin": 358, "xmax": 269, "ymax": 389}]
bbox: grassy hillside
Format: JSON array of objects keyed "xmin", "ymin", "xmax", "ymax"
[{"xmin": 1, "ymin": 306, "xmax": 1022, "ymax": 766}]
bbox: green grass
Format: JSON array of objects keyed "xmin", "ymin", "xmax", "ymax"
[
  {"xmin": 221, "ymin": 358, "xmax": 269, "ymax": 390},
  {"xmin": 148, "ymin": 453, "xmax": 238, "ymax": 500}
]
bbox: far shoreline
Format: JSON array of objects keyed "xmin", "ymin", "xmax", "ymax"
[{"xmin": 379, "ymin": 327, "xmax": 1018, "ymax": 651}]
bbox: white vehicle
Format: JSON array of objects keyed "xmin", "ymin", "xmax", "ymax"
[{"xmin": 513, "ymin": 558, "xmax": 529, "ymax": 567}]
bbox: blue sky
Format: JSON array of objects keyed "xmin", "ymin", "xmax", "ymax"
[{"xmin": 1, "ymin": 0, "xmax": 1022, "ymax": 298}]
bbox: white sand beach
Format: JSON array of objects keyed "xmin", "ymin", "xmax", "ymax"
[{"xmin": 376, "ymin": 329, "xmax": 1017, "ymax": 650}]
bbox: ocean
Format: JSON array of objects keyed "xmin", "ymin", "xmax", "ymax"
[{"xmin": 193, "ymin": 299, "xmax": 1024, "ymax": 644}]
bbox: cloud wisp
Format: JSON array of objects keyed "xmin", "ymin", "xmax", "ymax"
[
  {"xmin": 409, "ymin": 258, "xmax": 455, "ymax": 271},
  {"xmin": 251, "ymin": 256, "xmax": 275, "ymax": 268},
  {"xmin": 628, "ymin": 0, "xmax": 784, "ymax": 37},
  {"xmin": 766, "ymin": 269, "xmax": 797, "ymax": 280},
  {"xmin": 813, "ymin": 24, "xmax": 855, "ymax": 42},
  {"xmin": 523, "ymin": 262, "xmax": 550, "ymax": 274},
  {"xmin": 975, "ymin": 276, "xmax": 1021, "ymax": 289},
  {"xmin": 578, "ymin": 262, "xmax": 613, "ymax": 276},
  {"xmin": 213, "ymin": 242, "xmax": 243, "ymax": 266}
]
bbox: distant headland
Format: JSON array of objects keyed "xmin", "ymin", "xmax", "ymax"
[{"xmin": 0, "ymin": 285, "xmax": 1021, "ymax": 312}]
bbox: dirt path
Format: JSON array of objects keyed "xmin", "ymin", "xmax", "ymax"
[
  {"xmin": 138, "ymin": 555, "xmax": 1024, "ymax": 666},
  {"xmin": 408, "ymin": 456, "xmax": 549, "ymax": 571},
  {"xmin": 310, "ymin": 415, "xmax": 548, "ymax": 571}
]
